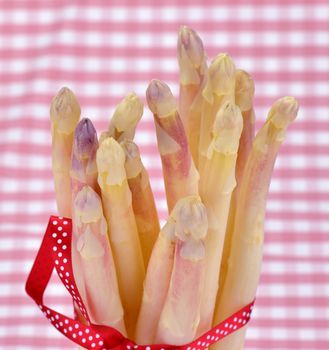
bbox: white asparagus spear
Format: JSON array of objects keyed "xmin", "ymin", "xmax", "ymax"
[
  {"xmin": 70, "ymin": 117, "xmax": 99, "ymax": 323},
  {"xmin": 213, "ymin": 96, "xmax": 299, "ymax": 350},
  {"xmin": 199, "ymin": 54, "xmax": 236, "ymax": 170},
  {"xmin": 197, "ymin": 102, "xmax": 243, "ymax": 336},
  {"xmin": 219, "ymin": 70, "xmax": 256, "ymax": 295},
  {"xmin": 121, "ymin": 140, "xmax": 160, "ymax": 266},
  {"xmin": 96, "ymin": 137, "xmax": 145, "ymax": 339},
  {"xmin": 99, "ymin": 92, "xmax": 143, "ymax": 143},
  {"xmin": 155, "ymin": 196, "xmax": 208, "ymax": 345},
  {"xmin": 74, "ymin": 186, "xmax": 127, "ymax": 335},
  {"xmin": 146, "ymin": 79, "xmax": 199, "ymax": 212},
  {"xmin": 50, "ymin": 87, "xmax": 81, "ymax": 217},
  {"xmin": 177, "ymin": 26, "xmax": 207, "ymax": 166},
  {"xmin": 135, "ymin": 217, "xmax": 176, "ymax": 344}
]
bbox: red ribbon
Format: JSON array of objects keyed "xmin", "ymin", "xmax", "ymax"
[{"xmin": 26, "ymin": 216, "xmax": 254, "ymax": 350}]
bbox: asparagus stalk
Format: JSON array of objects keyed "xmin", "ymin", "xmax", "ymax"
[
  {"xmin": 50, "ymin": 87, "xmax": 81, "ymax": 217},
  {"xmin": 177, "ymin": 26, "xmax": 207, "ymax": 166},
  {"xmin": 96, "ymin": 137, "xmax": 145, "ymax": 339},
  {"xmin": 155, "ymin": 196, "xmax": 208, "ymax": 345},
  {"xmin": 73, "ymin": 186, "xmax": 126, "ymax": 335},
  {"xmin": 197, "ymin": 102, "xmax": 243, "ymax": 335},
  {"xmin": 121, "ymin": 140, "xmax": 160, "ymax": 267},
  {"xmin": 199, "ymin": 54, "xmax": 236, "ymax": 170},
  {"xmin": 213, "ymin": 96, "xmax": 299, "ymax": 350},
  {"xmin": 99, "ymin": 92, "xmax": 143, "ymax": 143},
  {"xmin": 146, "ymin": 80, "xmax": 199, "ymax": 212},
  {"xmin": 70, "ymin": 117, "xmax": 99, "ymax": 323},
  {"xmin": 219, "ymin": 70, "xmax": 256, "ymax": 294},
  {"xmin": 135, "ymin": 217, "xmax": 176, "ymax": 344}
]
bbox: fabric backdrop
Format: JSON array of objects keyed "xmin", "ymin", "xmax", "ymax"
[{"xmin": 0, "ymin": 0, "xmax": 329, "ymax": 349}]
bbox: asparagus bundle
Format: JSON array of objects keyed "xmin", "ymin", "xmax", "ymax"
[{"xmin": 48, "ymin": 25, "xmax": 299, "ymax": 349}]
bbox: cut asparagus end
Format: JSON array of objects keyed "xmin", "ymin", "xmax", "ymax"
[
  {"xmin": 111, "ymin": 92, "xmax": 144, "ymax": 132},
  {"xmin": 267, "ymin": 96, "xmax": 299, "ymax": 129},
  {"xmin": 177, "ymin": 26, "xmax": 207, "ymax": 85},
  {"xmin": 96, "ymin": 137, "xmax": 126, "ymax": 187},
  {"xmin": 207, "ymin": 102, "xmax": 243, "ymax": 158},
  {"xmin": 74, "ymin": 185, "xmax": 105, "ymax": 225},
  {"xmin": 171, "ymin": 195, "xmax": 208, "ymax": 242},
  {"xmin": 146, "ymin": 80, "xmax": 177, "ymax": 118},
  {"xmin": 120, "ymin": 139, "xmax": 144, "ymax": 179},
  {"xmin": 235, "ymin": 69, "xmax": 255, "ymax": 112},
  {"xmin": 50, "ymin": 87, "xmax": 81, "ymax": 134},
  {"xmin": 203, "ymin": 53, "xmax": 236, "ymax": 103}
]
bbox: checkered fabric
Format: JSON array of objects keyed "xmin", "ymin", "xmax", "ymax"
[{"xmin": 0, "ymin": 0, "xmax": 329, "ymax": 349}]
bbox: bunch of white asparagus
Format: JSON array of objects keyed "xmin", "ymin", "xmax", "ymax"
[{"xmin": 50, "ymin": 26, "xmax": 299, "ymax": 349}]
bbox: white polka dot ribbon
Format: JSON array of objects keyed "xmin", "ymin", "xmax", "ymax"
[{"xmin": 26, "ymin": 215, "xmax": 255, "ymax": 350}]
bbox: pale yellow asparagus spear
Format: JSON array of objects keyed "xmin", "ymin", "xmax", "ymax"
[
  {"xmin": 146, "ymin": 80, "xmax": 199, "ymax": 212},
  {"xmin": 99, "ymin": 92, "xmax": 143, "ymax": 144},
  {"xmin": 96, "ymin": 137, "xmax": 145, "ymax": 339},
  {"xmin": 155, "ymin": 196, "xmax": 208, "ymax": 345},
  {"xmin": 219, "ymin": 70, "xmax": 256, "ymax": 294},
  {"xmin": 121, "ymin": 140, "xmax": 160, "ymax": 266},
  {"xmin": 70, "ymin": 118, "xmax": 99, "ymax": 323},
  {"xmin": 135, "ymin": 217, "xmax": 176, "ymax": 344},
  {"xmin": 213, "ymin": 97, "xmax": 299, "ymax": 350},
  {"xmin": 74, "ymin": 186, "xmax": 127, "ymax": 335},
  {"xmin": 199, "ymin": 54, "xmax": 236, "ymax": 170},
  {"xmin": 197, "ymin": 102, "xmax": 243, "ymax": 336},
  {"xmin": 177, "ymin": 26, "xmax": 207, "ymax": 166},
  {"xmin": 50, "ymin": 87, "xmax": 81, "ymax": 217}
]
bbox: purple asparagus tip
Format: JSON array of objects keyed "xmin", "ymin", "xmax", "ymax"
[{"xmin": 73, "ymin": 118, "xmax": 98, "ymax": 160}]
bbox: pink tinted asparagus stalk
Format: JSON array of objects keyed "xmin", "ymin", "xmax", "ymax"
[
  {"xmin": 199, "ymin": 54, "xmax": 236, "ymax": 170},
  {"xmin": 121, "ymin": 140, "xmax": 160, "ymax": 266},
  {"xmin": 146, "ymin": 80, "xmax": 199, "ymax": 212},
  {"xmin": 213, "ymin": 97, "xmax": 299, "ymax": 350},
  {"xmin": 70, "ymin": 117, "xmax": 99, "ymax": 323},
  {"xmin": 155, "ymin": 196, "xmax": 208, "ymax": 345},
  {"xmin": 96, "ymin": 137, "xmax": 145, "ymax": 339},
  {"xmin": 219, "ymin": 70, "xmax": 256, "ymax": 295},
  {"xmin": 74, "ymin": 186, "xmax": 126, "ymax": 335},
  {"xmin": 99, "ymin": 92, "xmax": 143, "ymax": 143},
  {"xmin": 135, "ymin": 217, "xmax": 176, "ymax": 344},
  {"xmin": 177, "ymin": 26, "xmax": 207, "ymax": 166},
  {"xmin": 50, "ymin": 87, "xmax": 81, "ymax": 217},
  {"xmin": 197, "ymin": 102, "xmax": 243, "ymax": 335}
]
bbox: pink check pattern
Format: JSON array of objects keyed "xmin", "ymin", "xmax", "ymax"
[{"xmin": 0, "ymin": 0, "xmax": 329, "ymax": 349}]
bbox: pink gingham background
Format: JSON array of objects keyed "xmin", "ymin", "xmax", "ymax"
[{"xmin": 1, "ymin": 0, "xmax": 329, "ymax": 349}]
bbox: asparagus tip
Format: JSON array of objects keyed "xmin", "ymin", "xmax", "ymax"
[
  {"xmin": 50, "ymin": 87, "xmax": 81, "ymax": 134},
  {"xmin": 111, "ymin": 92, "xmax": 144, "ymax": 132},
  {"xmin": 209, "ymin": 101, "xmax": 243, "ymax": 155},
  {"xmin": 96, "ymin": 137, "xmax": 126, "ymax": 186},
  {"xmin": 73, "ymin": 118, "xmax": 98, "ymax": 160},
  {"xmin": 178, "ymin": 25, "xmax": 205, "ymax": 77},
  {"xmin": 268, "ymin": 96, "xmax": 299, "ymax": 129},
  {"xmin": 74, "ymin": 186, "xmax": 103, "ymax": 224},
  {"xmin": 120, "ymin": 139, "xmax": 144, "ymax": 179},
  {"xmin": 235, "ymin": 69, "xmax": 255, "ymax": 111},
  {"xmin": 120, "ymin": 139, "xmax": 140, "ymax": 161},
  {"xmin": 172, "ymin": 195, "xmax": 208, "ymax": 241},
  {"xmin": 146, "ymin": 79, "xmax": 177, "ymax": 117},
  {"xmin": 203, "ymin": 53, "xmax": 236, "ymax": 101}
]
